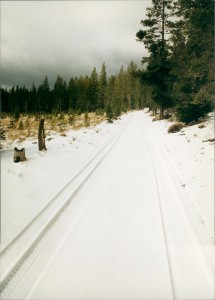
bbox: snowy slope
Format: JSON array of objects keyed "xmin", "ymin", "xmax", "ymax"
[{"xmin": 0, "ymin": 110, "xmax": 214, "ymax": 300}]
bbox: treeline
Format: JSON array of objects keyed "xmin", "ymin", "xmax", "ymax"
[
  {"xmin": 136, "ymin": 0, "xmax": 214, "ymax": 123},
  {"xmin": 1, "ymin": 61, "xmax": 145, "ymax": 120}
]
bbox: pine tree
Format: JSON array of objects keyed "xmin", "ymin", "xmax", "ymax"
[
  {"xmin": 113, "ymin": 65, "xmax": 125, "ymax": 116},
  {"xmin": 136, "ymin": 0, "xmax": 174, "ymax": 118},
  {"xmin": 170, "ymin": 0, "xmax": 214, "ymax": 122},
  {"xmin": 42, "ymin": 76, "xmax": 50, "ymax": 112},
  {"xmin": 105, "ymin": 75, "xmax": 115, "ymax": 112},
  {"xmin": 98, "ymin": 62, "xmax": 107, "ymax": 110},
  {"xmin": 125, "ymin": 61, "xmax": 138, "ymax": 110},
  {"xmin": 89, "ymin": 67, "xmax": 99, "ymax": 111},
  {"xmin": 29, "ymin": 82, "xmax": 37, "ymax": 113},
  {"xmin": 68, "ymin": 78, "xmax": 77, "ymax": 111},
  {"xmin": 53, "ymin": 75, "xmax": 64, "ymax": 112}
]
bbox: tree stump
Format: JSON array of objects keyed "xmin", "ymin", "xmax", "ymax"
[
  {"xmin": 38, "ymin": 119, "xmax": 47, "ymax": 151},
  {"xmin": 14, "ymin": 147, "xmax": 27, "ymax": 163}
]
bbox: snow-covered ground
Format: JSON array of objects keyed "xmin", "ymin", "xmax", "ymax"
[{"xmin": 0, "ymin": 110, "xmax": 214, "ymax": 299}]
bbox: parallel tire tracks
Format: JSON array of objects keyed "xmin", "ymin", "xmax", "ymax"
[
  {"xmin": 141, "ymin": 126, "xmax": 176, "ymax": 299},
  {"xmin": 0, "ymin": 116, "xmax": 132, "ymax": 298},
  {"xmin": 143, "ymin": 124, "xmax": 214, "ymax": 300},
  {"xmin": 146, "ymin": 124, "xmax": 214, "ymax": 272}
]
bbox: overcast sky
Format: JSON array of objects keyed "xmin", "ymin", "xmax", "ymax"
[{"xmin": 1, "ymin": 1, "xmax": 150, "ymax": 89}]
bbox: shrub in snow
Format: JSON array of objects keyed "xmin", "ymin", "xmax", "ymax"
[
  {"xmin": 105, "ymin": 105, "xmax": 114, "ymax": 123},
  {"xmin": 69, "ymin": 113, "xmax": 76, "ymax": 125},
  {"xmin": 84, "ymin": 112, "xmax": 90, "ymax": 127},
  {"xmin": 152, "ymin": 116, "xmax": 159, "ymax": 121},
  {"xmin": 18, "ymin": 119, "xmax": 24, "ymax": 130},
  {"xmin": 0, "ymin": 127, "xmax": 6, "ymax": 140},
  {"xmin": 168, "ymin": 122, "xmax": 184, "ymax": 133}
]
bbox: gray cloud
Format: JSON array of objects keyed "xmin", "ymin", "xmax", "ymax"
[{"xmin": 1, "ymin": 1, "xmax": 150, "ymax": 88}]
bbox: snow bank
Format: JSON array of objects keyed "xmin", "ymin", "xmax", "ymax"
[{"xmin": 148, "ymin": 112, "xmax": 214, "ymax": 240}]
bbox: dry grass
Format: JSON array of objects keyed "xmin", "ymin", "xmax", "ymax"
[
  {"xmin": 152, "ymin": 116, "xmax": 159, "ymax": 122},
  {"xmin": 0, "ymin": 113, "xmax": 106, "ymax": 143},
  {"xmin": 168, "ymin": 122, "xmax": 184, "ymax": 133},
  {"xmin": 198, "ymin": 124, "xmax": 205, "ymax": 129}
]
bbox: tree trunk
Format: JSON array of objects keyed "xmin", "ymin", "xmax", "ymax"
[
  {"xmin": 14, "ymin": 147, "xmax": 27, "ymax": 163},
  {"xmin": 38, "ymin": 119, "xmax": 47, "ymax": 151},
  {"xmin": 162, "ymin": 0, "xmax": 165, "ymax": 55},
  {"xmin": 159, "ymin": 106, "xmax": 164, "ymax": 120}
]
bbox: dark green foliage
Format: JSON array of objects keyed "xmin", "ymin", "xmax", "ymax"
[
  {"xmin": 13, "ymin": 110, "xmax": 20, "ymax": 121},
  {"xmin": 113, "ymin": 100, "xmax": 122, "ymax": 118},
  {"xmin": 84, "ymin": 112, "xmax": 90, "ymax": 127},
  {"xmin": 170, "ymin": 0, "xmax": 214, "ymax": 123},
  {"xmin": 98, "ymin": 63, "xmax": 107, "ymax": 110},
  {"xmin": 69, "ymin": 113, "xmax": 76, "ymax": 125},
  {"xmin": 137, "ymin": 0, "xmax": 214, "ymax": 122},
  {"xmin": 175, "ymin": 88, "xmax": 213, "ymax": 124},
  {"xmin": 68, "ymin": 108, "xmax": 76, "ymax": 125},
  {"xmin": 136, "ymin": 0, "xmax": 174, "ymax": 118},
  {"xmin": 105, "ymin": 105, "xmax": 114, "ymax": 123},
  {"xmin": 1, "ymin": 62, "xmax": 146, "ymax": 118}
]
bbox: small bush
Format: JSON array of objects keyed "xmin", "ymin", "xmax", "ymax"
[
  {"xmin": 35, "ymin": 114, "xmax": 40, "ymax": 121},
  {"xmin": 168, "ymin": 122, "xmax": 184, "ymax": 133},
  {"xmin": 69, "ymin": 112, "xmax": 76, "ymax": 125},
  {"xmin": 18, "ymin": 119, "xmax": 24, "ymax": 130},
  {"xmin": 0, "ymin": 127, "xmax": 6, "ymax": 140},
  {"xmin": 168, "ymin": 116, "xmax": 175, "ymax": 122},
  {"xmin": 60, "ymin": 132, "xmax": 67, "ymax": 137},
  {"xmin": 58, "ymin": 113, "xmax": 65, "ymax": 120},
  {"xmin": 114, "ymin": 105, "xmax": 121, "ymax": 118},
  {"xmin": 25, "ymin": 118, "xmax": 30, "ymax": 128},
  {"xmin": 152, "ymin": 116, "xmax": 159, "ymax": 122},
  {"xmin": 95, "ymin": 109, "xmax": 104, "ymax": 116},
  {"xmin": 14, "ymin": 110, "xmax": 20, "ymax": 121},
  {"xmin": 105, "ymin": 105, "xmax": 114, "ymax": 123},
  {"xmin": 163, "ymin": 113, "xmax": 172, "ymax": 120},
  {"xmin": 9, "ymin": 118, "xmax": 16, "ymax": 128},
  {"xmin": 84, "ymin": 112, "xmax": 90, "ymax": 127}
]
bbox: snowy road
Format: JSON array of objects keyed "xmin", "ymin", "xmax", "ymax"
[{"xmin": 0, "ymin": 111, "xmax": 214, "ymax": 299}]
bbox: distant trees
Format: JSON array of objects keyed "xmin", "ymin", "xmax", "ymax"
[
  {"xmin": 98, "ymin": 63, "xmax": 107, "ymax": 110},
  {"xmin": 1, "ymin": 61, "xmax": 145, "ymax": 118},
  {"xmin": 37, "ymin": 76, "xmax": 50, "ymax": 112},
  {"xmin": 89, "ymin": 67, "xmax": 99, "ymax": 111},
  {"xmin": 136, "ymin": 0, "xmax": 214, "ymax": 122}
]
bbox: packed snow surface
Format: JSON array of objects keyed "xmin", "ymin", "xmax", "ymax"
[{"xmin": 0, "ymin": 110, "xmax": 214, "ymax": 299}]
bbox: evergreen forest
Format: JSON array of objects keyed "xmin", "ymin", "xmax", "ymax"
[
  {"xmin": 136, "ymin": 0, "xmax": 214, "ymax": 122},
  {"xmin": 1, "ymin": 0, "xmax": 214, "ymax": 124},
  {"xmin": 1, "ymin": 62, "xmax": 145, "ymax": 121}
]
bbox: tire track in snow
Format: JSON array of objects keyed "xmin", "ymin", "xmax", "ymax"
[
  {"xmin": 0, "ymin": 115, "xmax": 133, "ymax": 298},
  {"xmin": 140, "ymin": 121, "xmax": 176, "ymax": 300},
  {"xmin": 147, "ymin": 125, "xmax": 214, "ymax": 265},
  {"xmin": 143, "ymin": 120, "xmax": 214, "ymax": 300}
]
